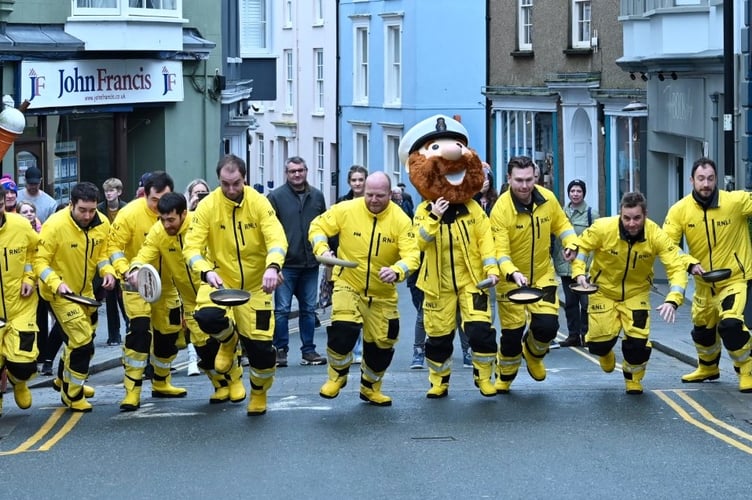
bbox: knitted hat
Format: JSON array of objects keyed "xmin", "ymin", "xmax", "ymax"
[
  {"xmin": 567, "ymin": 179, "xmax": 586, "ymax": 197},
  {"xmin": 0, "ymin": 175, "xmax": 17, "ymax": 193}
]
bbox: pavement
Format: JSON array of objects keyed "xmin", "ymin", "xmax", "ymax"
[{"xmin": 27, "ymin": 280, "xmax": 703, "ymax": 389}]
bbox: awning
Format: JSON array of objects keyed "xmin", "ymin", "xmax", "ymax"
[{"xmin": 0, "ymin": 24, "xmax": 85, "ymax": 55}]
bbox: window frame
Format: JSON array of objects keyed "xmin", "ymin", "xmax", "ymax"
[
  {"xmin": 314, "ymin": 48, "xmax": 325, "ymax": 114},
  {"xmin": 352, "ymin": 125, "xmax": 370, "ymax": 169},
  {"xmin": 572, "ymin": 0, "xmax": 591, "ymax": 49},
  {"xmin": 518, "ymin": 0, "xmax": 533, "ymax": 52},
  {"xmin": 239, "ymin": 0, "xmax": 271, "ymax": 57},
  {"xmin": 257, "ymin": 133, "xmax": 266, "ymax": 186},
  {"xmin": 71, "ymin": 0, "xmax": 183, "ymax": 18},
  {"xmin": 384, "ymin": 22, "xmax": 402, "ymax": 107},
  {"xmin": 384, "ymin": 130, "xmax": 402, "ymax": 185},
  {"xmin": 284, "ymin": 49, "xmax": 294, "ymax": 113},
  {"xmin": 313, "ymin": 0, "xmax": 324, "ymax": 26},
  {"xmin": 314, "ymin": 137, "xmax": 325, "ymax": 192},
  {"xmin": 353, "ymin": 22, "xmax": 370, "ymax": 105}
]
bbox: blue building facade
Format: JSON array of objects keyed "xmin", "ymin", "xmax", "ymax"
[{"xmin": 337, "ymin": 0, "xmax": 486, "ymax": 202}]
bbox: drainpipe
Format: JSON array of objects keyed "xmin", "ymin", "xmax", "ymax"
[
  {"xmin": 710, "ymin": 92, "xmax": 719, "ymax": 162},
  {"xmin": 723, "ymin": 0, "xmax": 734, "ymax": 189}
]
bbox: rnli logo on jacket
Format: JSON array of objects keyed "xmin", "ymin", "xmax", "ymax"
[
  {"xmin": 591, "ymin": 303, "xmax": 606, "ymax": 311},
  {"xmin": 7, "ymin": 247, "xmax": 23, "ymax": 255},
  {"xmin": 516, "ymin": 225, "xmax": 524, "ymax": 229},
  {"xmin": 71, "ymin": 243, "xmax": 79, "ymax": 249},
  {"xmin": 381, "ymin": 236, "xmax": 394, "ymax": 244},
  {"xmin": 243, "ymin": 222, "xmax": 257, "ymax": 229},
  {"xmin": 538, "ymin": 216, "xmax": 551, "ymax": 224},
  {"xmin": 637, "ymin": 254, "xmax": 652, "ymax": 260},
  {"xmin": 715, "ymin": 219, "xmax": 731, "ymax": 227}
]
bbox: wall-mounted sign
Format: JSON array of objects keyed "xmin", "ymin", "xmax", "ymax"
[{"xmin": 20, "ymin": 59, "xmax": 184, "ymax": 109}]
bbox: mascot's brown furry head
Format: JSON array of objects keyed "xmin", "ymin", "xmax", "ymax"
[{"xmin": 399, "ymin": 114, "xmax": 484, "ymax": 203}]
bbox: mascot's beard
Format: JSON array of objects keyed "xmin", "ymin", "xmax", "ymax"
[{"xmin": 408, "ymin": 151, "xmax": 485, "ymax": 203}]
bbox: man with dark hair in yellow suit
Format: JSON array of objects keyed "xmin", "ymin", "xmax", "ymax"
[
  {"xmin": 663, "ymin": 157, "xmax": 752, "ymax": 392},
  {"xmin": 184, "ymin": 154, "xmax": 287, "ymax": 417},
  {"xmin": 0, "ymin": 184, "xmax": 41, "ymax": 416},
  {"xmin": 108, "ymin": 171, "xmax": 186, "ymax": 412},
  {"xmin": 571, "ymin": 191, "xmax": 700, "ymax": 394},
  {"xmin": 35, "ymin": 181, "xmax": 116, "ymax": 412},
  {"xmin": 128, "ymin": 192, "xmax": 246, "ymax": 405}
]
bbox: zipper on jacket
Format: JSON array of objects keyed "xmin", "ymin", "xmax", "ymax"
[
  {"xmin": 3, "ymin": 248, "xmax": 7, "ymax": 272},
  {"xmin": 702, "ymin": 209, "xmax": 714, "ymax": 268},
  {"xmin": 365, "ymin": 217, "xmax": 378, "ymax": 294},
  {"xmin": 734, "ymin": 252, "xmax": 746, "ymax": 278},
  {"xmin": 179, "ymin": 234, "xmax": 199, "ymax": 295},
  {"xmin": 81, "ymin": 229, "xmax": 91, "ymax": 295},
  {"xmin": 620, "ymin": 242, "xmax": 634, "ymax": 301},
  {"xmin": 232, "ymin": 207, "xmax": 245, "ymax": 289},
  {"xmin": 375, "ymin": 232, "xmax": 382, "ymax": 256},
  {"xmin": 448, "ymin": 225, "xmax": 459, "ymax": 294},
  {"xmin": 528, "ymin": 212, "xmax": 536, "ymax": 282}
]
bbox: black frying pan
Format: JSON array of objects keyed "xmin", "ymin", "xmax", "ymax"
[
  {"xmin": 506, "ymin": 286, "xmax": 545, "ymax": 304},
  {"xmin": 210, "ymin": 287, "xmax": 251, "ymax": 306},
  {"xmin": 62, "ymin": 293, "xmax": 102, "ymax": 307},
  {"xmin": 700, "ymin": 268, "xmax": 731, "ymax": 283}
]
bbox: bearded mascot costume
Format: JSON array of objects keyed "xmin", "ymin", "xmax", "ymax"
[{"xmin": 399, "ymin": 115, "xmax": 501, "ymax": 398}]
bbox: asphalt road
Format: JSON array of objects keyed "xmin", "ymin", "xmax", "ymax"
[{"xmin": 2, "ymin": 289, "xmax": 752, "ymax": 498}]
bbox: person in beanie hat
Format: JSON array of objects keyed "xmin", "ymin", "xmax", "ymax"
[{"xmin": 553, "ymin": 179, "xmax": 599, "ymax": 347}]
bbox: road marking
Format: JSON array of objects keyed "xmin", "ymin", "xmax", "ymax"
[
  {"xmin": 654, "ymin": 389, "xmax": 752, "ymax": 455},
  {"xmin": 0, "ymin": 408, "xmax": 85, "ymax": 456},
  {"xmin": 268, "ymin": 395, "xmax": 331, "ymax": 412}
]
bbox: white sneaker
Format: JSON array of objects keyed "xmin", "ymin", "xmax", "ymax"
[{"xmin": 187, "ymin": 361, "xmax": 200, "ymax": 376}]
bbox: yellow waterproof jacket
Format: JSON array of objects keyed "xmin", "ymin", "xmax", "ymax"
[
  {"xmin": 131, "ymin": 216, "xmax": 200, "ymax": 309},
  {"xmin": 413, "ymin": 199, "xmax": 499, "ymax": 299},
  {"xmin": 183, "ymin": 186, "xmax": 287, "ymax": 291},
  {"xmin": 490, "ymin": 186, "xmax": 577, "ymax": 282},
  {"xmin": 571, "ymin": 216, "xmax": 694, "ymax": 305},
  {"xmin": 35, "ymin": 209, "xmax": 115, "ymax": 301},
  {"xmin": 107, "ymin": 198, "xmax": 161, "ymax": 278},
  {"xmin": 663, "ymin": 189, "xmax": 752, "ymax": 292},
  {"xmin": 309, "ymin": 198, "xmax": 420, "ymax": 298},
  {"xmin": 0, "ymin": 213, "xmax": 40, "ymax": 319}
]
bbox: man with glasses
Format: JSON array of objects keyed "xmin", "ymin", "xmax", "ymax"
[{"xmin": 268, "ymin": 156, "xmax": 327, "ymax": 367}]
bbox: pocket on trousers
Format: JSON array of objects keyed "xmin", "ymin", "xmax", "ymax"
[
  {"xmin": 471, "ymin": 292, "xmax": 488, "ymax": 312},
  {"xmin": 19, "ymin": 331, "xmax": 35, "ymax": 352},
  {"xmin": 256, "ymin": 310, "xmax": 272, "ymax": 331},
  {"xmin": 632, "ymin": 309, "xmax": 649, "ymax": 329}
]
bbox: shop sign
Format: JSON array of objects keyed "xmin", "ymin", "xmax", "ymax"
[{"xmin": 20, "ymin": 59, "xmax": 184, "ymax": 109}]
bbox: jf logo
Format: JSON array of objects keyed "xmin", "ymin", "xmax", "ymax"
[{"xmin": 27, "ymin": 68, "xmax": 44, "ymax": 102}]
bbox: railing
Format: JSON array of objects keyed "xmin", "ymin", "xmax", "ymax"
[{"xmin": 621, "ymin": 0, "xmax": 707, "ymax": 17}]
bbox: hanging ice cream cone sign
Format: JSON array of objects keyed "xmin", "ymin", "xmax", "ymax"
[{"xmin": 0, "ymin": 96, "xmax": 28, "ymax": 161}]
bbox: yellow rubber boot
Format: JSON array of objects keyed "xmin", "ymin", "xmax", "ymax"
[
  {"xmin": 247, "ymin": 366, "xmax": 274, "ymax": 416},
  {"xmin": 59, "ymin": 348, "xmax": 93, "ymax": 412},
  {"xmin": 8, "ymin": 375, "xmax": 32, "ymax": 410},
  {"xmin": 53, "ymin": 377, "xmax": 95, "ymax": 398},
  {"xmin": 623, "ymin": 361, "xmax": 646, "ymax": 395},
  {"xmin": 522, "ymin": 335, "xmax": 547, "ymax": 381},
  {"xmin": 207, "ymin": 370, "xmax": 230, "ymax": 404},
  {"xmin": 736, "ymin": 358, "xmax": 752, "ymax": 393},
  {"xmin": 360, "ymin": 378, "xmax": 392, "ymax": 406},
  {"xmin": 215, "ymin": 330, "xmax": 239, "ymax": 374},
  {"xmin": 228, "ymin": 361, "xmax": 246, "ymax": 403},
  {"xmin": 151, "ymin": 358, "xmax": 187, "ymax": 398},
  {"xmin": 319, "ymin": 348, "xmax": 351, "ymax": 399},
  {"xmin": 495, "ymin": 353, "xmax": 521, "ymax": 393},
  {"xmin": 682, "ymin": 340, "xmax": 721, "ymax": 383},
  {"xmin": 728, "ymin": 341, "xmax": 752, "ymax": 393},
  {"xmin": 359, "ymin": 364, "xmax": 392, "ymax": 406},
  {"xmin": 599, "ymin": 351, "xmax": 616, "ymax": 373},
  {"xmin": 426, "ymin": 358, "xmax": 451, "ymax": 399},
  {"xmin": 472, "ymin": 352, "xmax": 497, "ymax": 397},
  {"xmin": 120, "ymin": 353, "xmax": 146, "ymax": 411}
]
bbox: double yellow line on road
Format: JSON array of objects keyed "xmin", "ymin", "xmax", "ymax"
[
  {"xmin": 571, "ymin": 341, "xmax": 752, "ymax": 455},
  {"xmin": 0, "ymin": 408, "xmax": 84, "ymax": 456},
  {"xmin": 654, "ymin": 389, "xmax": 752, "ymax": 455}
]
